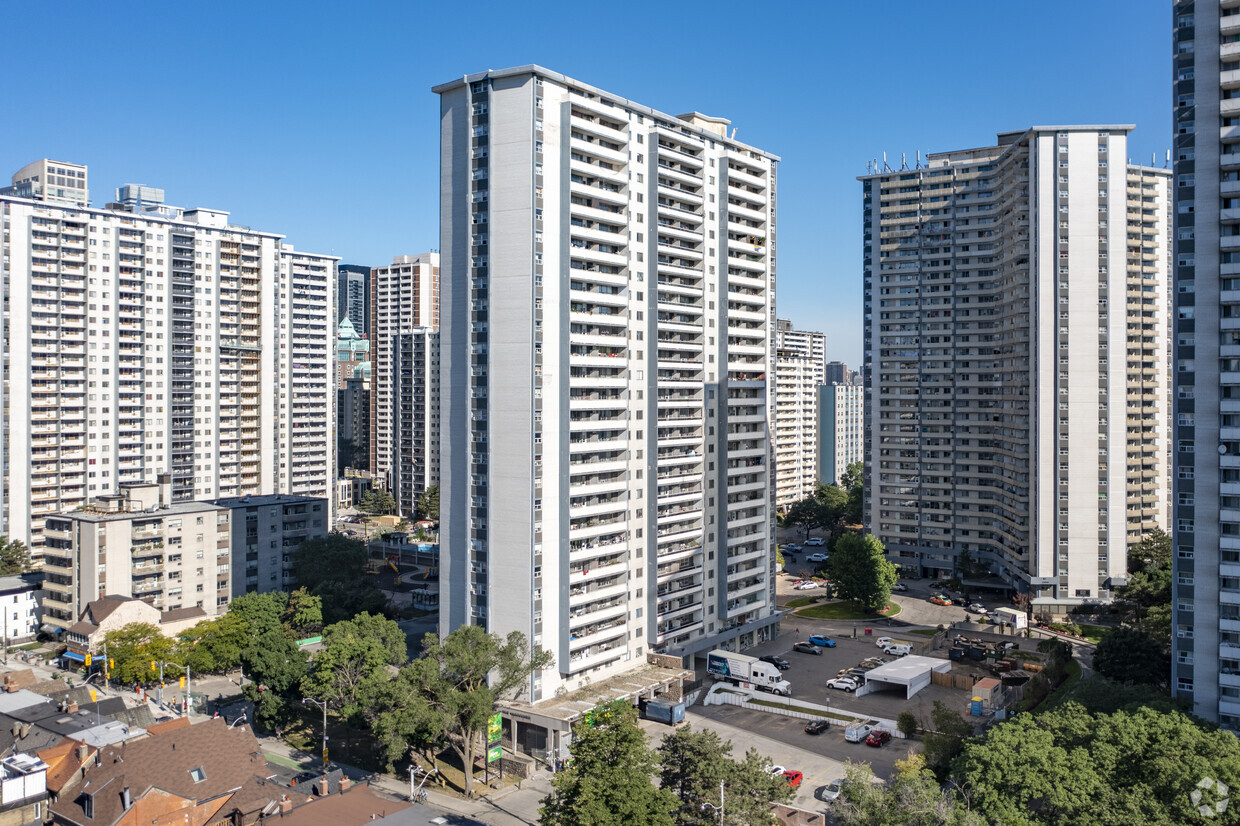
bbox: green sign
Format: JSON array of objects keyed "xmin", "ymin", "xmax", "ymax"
[
  {"xmin": 487, "ymin": 712, "xmax": 502, "ymax": 743},
  {"xmin": 487, "ymin": 743, "xmax": 502, "ymax": 763}
]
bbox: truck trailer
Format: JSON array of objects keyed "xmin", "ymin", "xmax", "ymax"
[{"xmin": 706, "ymin": 649, "xmax": 792, "ymax": 696}]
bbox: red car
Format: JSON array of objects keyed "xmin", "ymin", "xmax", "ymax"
[
  {"xmin": 782, "ymin": 770, "xmax": 803, "ymax": 788},
  {"xmin": 865, "ymin": 730, "xmax": 892, "ymax": 748}
]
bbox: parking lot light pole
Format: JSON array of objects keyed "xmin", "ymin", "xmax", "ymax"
[
  {"xmin": 303, "ymin": 697, "xmax": 328, "ymax": 767},
  {"xmin": 699, "ymin": 779, "xmax": 724, "ymax": 825}
]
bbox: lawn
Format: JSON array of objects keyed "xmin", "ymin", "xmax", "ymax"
[
  {"xmin": 1077, "ymin": 624, "xmax": 1111, "ymax": 644},
  {"xmin": 785, "ymin": 597, "xmax": 819, "ymax": 608},
  {"xmin": 1040, "ymin": 659, "xmax": 1085, "ymax": 710},
  {"xmin": 795, "ymin": 600, "xmax": 901, "ymax": 620}
]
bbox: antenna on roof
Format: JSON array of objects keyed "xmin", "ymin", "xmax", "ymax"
[
  {"xmin": 916, "ymin": 150, "xmax": 922, "ymax": 170},
  {"xmin": 1152, "ymin": 152, "xmax": 1156, "ymax": 167},
  {"xmin": 900, "ymin": 153, "xmax": 907, "ymax": 171},
  {"xmin": 882, "ymin": 152, "xmax": 892, "ymax": 173},
  {"xmin": 1166, "ymin": 149, "xmax": 1171, "ymax": 168}
]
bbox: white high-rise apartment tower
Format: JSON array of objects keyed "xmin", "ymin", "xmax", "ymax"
[
  {"xmin": 819, "ymin": 381, "xmax": 864, "ymax": 487},
  {"xmin": 369, "ymin": 253, "xmax": 439, "ymax": 510},
  {"xmin": 0, "ymin": 161, "xmax": 337, "ymax": 557},
  {"xmin": 774, "ymin": 319, "xmax": 826, "ymax": 508},
  {"xmin": 862, "ymin": 127, "xmax": 1170, "ymax": 614},
  {"xmin": 1172, "ymin": 0, "xmax": 1240, "ymax": 727},
  {"xmin": 436, "ymin": 66, "xmax": 780, "ymax": 700}
]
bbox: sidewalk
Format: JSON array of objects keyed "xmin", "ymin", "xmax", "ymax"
[{"xmin": 255, "ymin": 737, "xmax": 552, "ymax": 825}]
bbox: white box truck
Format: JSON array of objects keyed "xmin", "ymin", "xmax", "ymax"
[{"xmin": 706, "ymin": 650, "xmax": 792, "ymax": 696}]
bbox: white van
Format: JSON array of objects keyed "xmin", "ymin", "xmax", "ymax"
[
  {"xmin": 881, "ymin": 641, "xmax": 912, "ymax": 657},
  {"xmin": 844, "ymin": 719, "xmax": 882, "ymax": 743}
]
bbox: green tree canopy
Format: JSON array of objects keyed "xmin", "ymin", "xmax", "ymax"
[
  {"xmin": 303, "ymin": 613, "xmax": 407, "ymax": 745},
  {"xmin": 0, "ymin": 537, "xmax": 30, "ymax": 576},
  {"xmin": 240, "ymin": 629, "xmax": 308, "ymax": 731},
  {"xmin": 175, "ymin": 613, "xmax": 248, "ymax": 674},
  {"xmin": 836, "ymin": 755, "xmax": 984, "ymax": 826},
  {"xmin": 416, "ymin": 485, "xmax": 439, "ymax": 522},
  {"xmin": 358, "ymin": 488, "xmax": 396, "ymax": 516},
  {"xmin": 954, "ymin": 703, "xmax": 1240, "ymax": 825},
  {"xmin": 227, "ymin": 591, "xmax": 290, "ymax": 639},
  {"xmin": 101, "ymin": 623, "xmax": 174, "ymax": 685},
  {"xmin": 371, "ymin": 624, "xmax": 551, "ymax": 797},
  {"xmin": 825, "ymin": 532, "xmax": 898, "ymax": 612},
  {"xmin": 922, "ymin": 700, "xmax": 972, "ymax": 778},
  {"xmin": 657, "ymin": 725, "xmax": 793, "ymax": 825},
  {"xmin": 540, "ymin": 701, "xmax": 677, "ymax": 826},
  {"xmin": 1116, "ymin": 528, "xmax": 1172, "ymax": 622},
  {"xmin": 1092, "ymin": 626, "xmax": 1169, "ymax": 687},
  {"xmin": 283, "ymin": 587, "xmax": 323, "ymax": 637},
  {"xmin": 292, "ymin": 535, "xmax": 386, "ymax": 624}
]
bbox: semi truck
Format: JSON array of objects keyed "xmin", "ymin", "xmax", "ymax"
[{"xmin": 706, "ymin": 650, "xmax": 792, "ymax": 696}]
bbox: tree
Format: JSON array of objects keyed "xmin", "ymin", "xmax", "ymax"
[
  {"xmin": 416, "ymin": 485, "xmax": 440, "ymax": 522},
  {"xmin": 358, "ymin": 488, "xmax": 396, "ymax": 516},
  {"xmin": 896, "ymin": 710, "xmax": 919, "ymax": 738},
  {"xmin": 101, "ymin": 623, "xmax": 174, "ymax": 685},
  {"xmin": 540, "ymin": 701, "xmax": 677, "ymax": 826},
  {"xmin": 240, "ymin": 629, "xmax": 308, "ymax": 731},
  {"xmin": 838, "ymin": 461, "xmax": 864, "ymax": 525},
  {"xmin": 1092, "ymin": 626, "xmax": 1169, "ymax": 686},
  {"xmin": 922, "ymin": 700, "xmax": 971, "ymax": 778},
  {"xmin": 176, "ymin": 613, "xmax": 248, "ymax": 674},
  {"xmin": 302, "ymin": 613, "xmax": 407, "ymax": 752},
  {"xmin": 375, "ymin": 624, "xmax": 551, "ymax": 797},
  {"xmin": 835, "ymin": 755, "xmax": 984, "ymax": 826},
  {"xmin": 781, "ymin": 497, "xmax": 821, "ymax": 541},
  {"xmin": 292, "ymin": 535, "xmax": 386, "ymax": 624},
  {"xmin": 227, "ymin": 591, "xmax": 290, "ymax": 639},
  {"xmin": 1116, "ymin": 528, "xmax": 1172, "ymax": 623},
  {"xmin": 283, "ymin": 587, "xmax": 323, "ymax": 637},
  {"xmin": 826, "ymin": 532, "xmax": 898, "ymax": 612},
  {"xmin": 0, "ymin": 537, "xmax": 30, "ymax": 576},
  {"xmin": 657, "ymin": 725, "xmax": 793, "ymax": 825},
  {"xmin": 953, "ymin": 703, "xmax": 1240, "ymax": 825}
]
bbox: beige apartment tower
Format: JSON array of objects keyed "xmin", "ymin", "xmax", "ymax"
[
  {"xmin": 774, "ymin": 319, "xmax": 826, "ymax": 509},
  {"xmin": 861, "ymin": 127, "xmax": 1170, "ymax": 615}
]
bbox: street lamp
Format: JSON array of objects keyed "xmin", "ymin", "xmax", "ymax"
[
  {"xmin": 303, "ymin": 698, "xmax": 328, "ymax": 768},
  {"xmin": 408, "ymin": 764, "xmax": 437, "ymax": 802},
  {"xmin": 699, "ymin": 779, "xmax": 724, "ymax": 825}
]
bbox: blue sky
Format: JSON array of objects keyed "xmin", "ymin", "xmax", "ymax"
[{"xmin": 2, "ymin": 1, "xmax": 1169, "ymax": 367}]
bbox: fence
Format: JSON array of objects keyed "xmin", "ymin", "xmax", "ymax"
[{"xmin": 929, "ymin": 670, "xmax": 978, "ymax": 691}]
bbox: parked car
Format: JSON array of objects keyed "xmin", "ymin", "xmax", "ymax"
[
  {"xmin": 930, "ymin": 595, "xmax": 953, "ymax": 606},
  {"xmin": 783, "ymin": 544, "xmax": 803, "ymax": 552},
  {"xmin": 804, "ymin": 719, "xmax": 830, "ymax": 735},
  {"xmin": 819, "ymin": 780, "xmax": 843, "ymax": 802},
  {"xmin": 809, "ymin": 634, "xmax": 836, "ymax": 648},
  {"xmin": 841, "ymin": 668, "xmax": 868, "ymax": 681},
  {"xmin": 858, "ymin": 659, "xmax": 885, "ymax": 670},
  {"xmin": 783, "ymin": 770, "xmax": 804, "ymax": 788},
  {"xmin": 892, "ymin": 582, "xmax": 909, "ymax": 592},
  {"xmin": 807, "ymin": 553, "xmax": 829, "ymax": 563},
  {"xmin": 793, "ymin": 642, "xmax": 823, "ymax": 655},
  {"xmin": 865, "ymin": 730, "xmax": 893, "ymax": 748},
  {"xmin": 760, "ymin": 655, "xmax": 790, "ymax": 670},
  {"xmin": 875, "ymin": 637, "xmax": 894, "ymax": 649},
  {"xmin": 966, "ymin": 603, "xmax": 988, "ymax": 614},
  {"xmin": 767, "ymin": 765, "xmax": 786, "ymax": 777},
  {"xmin": 805, "ymin": 537, "xmax": 826, "ymax": 546},
  {"xmin": 826, "ymin": 677, "xmax": 858, "ymax": 692},
  {"xmin": 795, "ymin": 581, "xmax": 820, "ymax": 591}
]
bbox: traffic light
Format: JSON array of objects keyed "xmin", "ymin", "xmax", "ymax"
[
  {"xmin": 109, "ymin": 659, "xmax": 115, "ymax": 670},
  {"xmin": 151, "ymin": 660, "xmax": 156, "ymax": 671},
  {"xmin": 179, "ymin": 676, "xmax": 185, "ymax": 689},
  {"xmin": 84, "ymin": 654, "xmax": 91, "ymax": 667}
]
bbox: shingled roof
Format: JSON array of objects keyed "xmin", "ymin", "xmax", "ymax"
[{"xmin": 49, "ymin": 717, "xmax": 304, "ymax": 826}]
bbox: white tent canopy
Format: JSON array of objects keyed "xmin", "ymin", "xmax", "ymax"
[{"xmin": 855, "ymin": 655, "xmax": 951, "ymax": 699}]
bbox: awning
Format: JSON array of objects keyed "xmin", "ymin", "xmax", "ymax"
[
  {"xmin": 60, "ymin": 650, "xmax": 85, "ymax": 663},
  {"xmin": 40, "ymin": 624, "xmax": 63, "ymax": 635}
]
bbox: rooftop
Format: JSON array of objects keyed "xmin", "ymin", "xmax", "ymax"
[{"xmin": 209, "ymin": 494, "xmax": 324, "ymax": 508}]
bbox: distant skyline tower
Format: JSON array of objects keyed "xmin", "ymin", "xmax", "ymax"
[
  {"xmin": 774, "ymin": 319, "xmax": 826, "ymax": 509},
  {"xmin": 338, "ymin": 264, "xmax": 370, "ymax": 336}
]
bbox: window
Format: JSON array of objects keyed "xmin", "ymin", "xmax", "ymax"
[{"xmin": 189, "ymin": 767, "xmax": 206, "ymax": 783}]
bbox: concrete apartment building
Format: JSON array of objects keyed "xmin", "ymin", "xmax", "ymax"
[
  {"xmin": 1172, "ymin": 0, "xmax": 1240, "ymax": 727},
  {"xmin": 774, "ymin": 319, "xmax": 826, "ymax": 509},
  {"xmin": 208, "ymin": 494, "xmax": 328, "ymax": 598},
  {"xmin": 861, "ymin": 126, "xmax": 1171, "ymax": 614},
  {"xmin": 337, "ymin": 263, "xmax": 370, "ymax": 335},
  {"xmin": 0, "ymin": 161, "xmax": 337, "ymax": 557},
  {"xmin": 369, "ymin": 254, "xmax": 439, "ymax": 506},
  {"xmin": 390, "ymin": 330, "xmax": 439, "ymax": 518},
  {"xmin": 819, "ymin": 381, "xmax": 864, "ymax": 486},
  {"xmin": 436, "ymin": 65, "xmax": 780, "ymax": 700},
  {"xmin": 42, "ymin": 479, "xmax": 230, "ymax": 632}
]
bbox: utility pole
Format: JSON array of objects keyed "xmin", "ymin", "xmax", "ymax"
[
  {"xmin": 303, "ymin": 697, "xmax": 328, "ymax": 767},
  {"xmin": 102, "ymin": 642, "xmax": 109, "ymax": 692}
]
